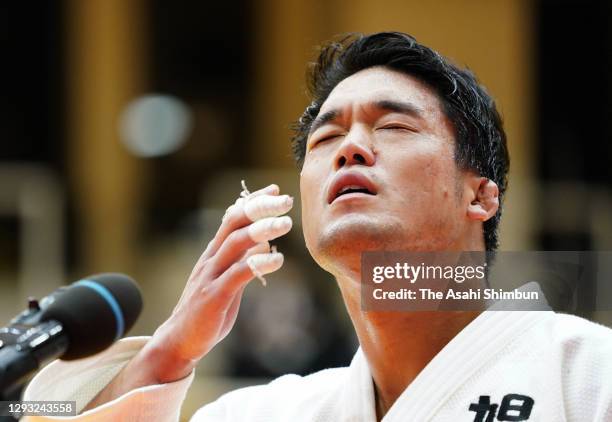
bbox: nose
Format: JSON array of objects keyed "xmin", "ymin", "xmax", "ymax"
[{"xmin": 334, "ymin": 129, "xmax": 375, "ymax": 169}]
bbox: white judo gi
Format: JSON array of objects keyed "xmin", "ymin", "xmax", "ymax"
[{"xmin": 23, "ymin": 285, "xmax": 612, "ymax": 422}]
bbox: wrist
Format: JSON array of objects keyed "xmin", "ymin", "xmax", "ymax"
[{"xmin": 137, "ymin": 335, "xmax": 197, "ymax": 384}]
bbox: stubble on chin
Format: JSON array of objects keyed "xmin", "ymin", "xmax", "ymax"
[
  {"xmin": 314, "ymin": 216, "xmax": 404, "ymax": 268},
  {"xmin": 312, "ymin": 213, "xmax": 459, "ymax": 275}
]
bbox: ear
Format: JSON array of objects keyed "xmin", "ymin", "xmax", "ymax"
[{"xmin": 466, "ymin": 176, "xmax": 499, "ymax": 222}]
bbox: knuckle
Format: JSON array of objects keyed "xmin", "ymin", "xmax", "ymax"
[
  {"xmin": 224, "ymin": 230, "xmax": 239, "ymax": 246},
  {"xmin": 227, "ymin": 227, "xmax": 248, "ymax": 249},
  {"xmin": 223, "ymin": 262, "xmax": 248, "ymax": 290},
  {"xmin": 224, "ymin": 204, "xmax": 238, "ymax": 221},
  {"xmin": 196, "ymin": 255, "xmax": 211, "ymax": 270}
]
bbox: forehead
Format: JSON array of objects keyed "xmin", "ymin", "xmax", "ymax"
[{"xmin": 319, "ymin": 66, "xmax": 443, "ymax": 115}]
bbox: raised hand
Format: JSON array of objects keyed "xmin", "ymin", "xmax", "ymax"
[{"xmin": 144, "ymin": 182, "xmax": 293, "ymax": 383}]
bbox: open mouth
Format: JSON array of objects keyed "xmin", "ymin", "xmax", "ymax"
[
  {"xmin": 327, "ymin": 172, "xmax": 378, "ymax": 204},
  {"xmin": 334, "ymin": 185, "xmax": 375, "ymax": 200}
]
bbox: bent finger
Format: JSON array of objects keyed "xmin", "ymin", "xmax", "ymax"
[
  {"xmin": 208, "ymin": 216, "xmax": 291, "ymax": 277},
  {"xmin": 214, "ymin": 251, "xmax": 284, "ymax": 299}
]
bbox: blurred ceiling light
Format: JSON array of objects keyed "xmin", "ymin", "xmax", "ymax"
[{"xmin": 119, "ymin": 94, "xmax": 193, "ymax": 157}]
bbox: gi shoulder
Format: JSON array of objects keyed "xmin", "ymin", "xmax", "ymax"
[
  {"xmin": 550, "ymin": 313, "xmax": 612, "ymax": 351},
  {"xmin": 548, "ymin": 313, "xmax": 612, "ymax": 421}
]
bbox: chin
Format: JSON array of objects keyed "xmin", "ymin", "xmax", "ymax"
[
  {"xmin": 314, "ymin": 214, "xmax": 404, "ymax": 261},
  {"xmin": 306, "ymin": 213, "xmax": 459, "ymax": 273}
]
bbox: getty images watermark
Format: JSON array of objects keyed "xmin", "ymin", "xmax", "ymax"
[{"xmin": 361, "ymin": 251, "xmax": 612, "ymax": 312}]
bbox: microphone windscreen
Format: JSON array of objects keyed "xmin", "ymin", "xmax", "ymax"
[
  {"xmin": 85, "ymin": 273, "xmax": 143, "ymax": 334},
  {"xmin": 40, "ymin": 273, "xmax": 143, "ymax": 360}
]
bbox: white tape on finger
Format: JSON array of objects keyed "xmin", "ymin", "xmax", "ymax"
[
  {"xmin": 244, "ymin": 195, "xmax": 293, "ymax": 221},
  {"xmin": 248, "ymin": 216, "xmax": 292, "ymax": 243},
  {"xmin": 246, "ymin": 251, "xmax": 284, "ymax": 286}
]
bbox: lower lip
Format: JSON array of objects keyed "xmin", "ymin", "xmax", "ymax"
[{"xmin": 330, "ymin": 192, "xmax": 376, "ymax": 204}]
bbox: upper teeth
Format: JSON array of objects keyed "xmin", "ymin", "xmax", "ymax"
[{"xmin": 338, "ymin": 185, "xmax": 365, "ymax": 194}]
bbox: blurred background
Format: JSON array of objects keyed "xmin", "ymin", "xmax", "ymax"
[{"xmin": 0, "ymin": 0, "xmax": 610, "ymax": 418}]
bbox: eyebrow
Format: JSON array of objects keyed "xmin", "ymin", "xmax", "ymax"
[
  {"xmin": 309, "ymin": 109, "xmax": 339, "ymax": 135},
  {"xmin": 308, "ymin": 99, "xmax": 424, "ymax": 135},
  {"xmin": 375, "ymin": 99, "xmax": 424, "ymax": 118}
]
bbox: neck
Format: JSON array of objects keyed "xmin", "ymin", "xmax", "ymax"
[{"xmin": 337, "ymin": 274, "xmax": 481, "ymax": 420}]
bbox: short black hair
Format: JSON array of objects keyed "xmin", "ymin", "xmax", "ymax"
[{"xmin": 291, "ymin": 32, "xmax": 510, "ymax": 251}]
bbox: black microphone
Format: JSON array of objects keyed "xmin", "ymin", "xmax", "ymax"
[{"xmin": 0, "ymin": 273, "xmax": 143, "ymax": 392}]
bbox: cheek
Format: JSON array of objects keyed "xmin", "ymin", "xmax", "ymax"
[
  {"xmin": 299, "ymin": 165, "xmax": 315, "ymax": 212},
  {"xmin": 299, "ymin": 165, "xmax": 322, "ymax": 241},
  {"xmin": 389, "ymin": 145, "xmax": 459, "ymax": 207}
]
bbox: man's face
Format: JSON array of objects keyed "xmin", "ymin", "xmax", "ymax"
[{"xmin": 300, "ymin": 66, "xmax": 471, "ymax": 273}]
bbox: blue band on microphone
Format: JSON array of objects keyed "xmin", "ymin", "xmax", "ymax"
[{"xmin": 75, "ymin": 279, "xmax": 125, "ymax": 341}]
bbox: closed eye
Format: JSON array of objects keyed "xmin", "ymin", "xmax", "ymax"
[
  {"xmin": 311, "ymin": 133, "xmax": 343, "ymax": 148},
  {"xmin": 378, "ymin": 124, "xmax": 417, "ymax": 132}
]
